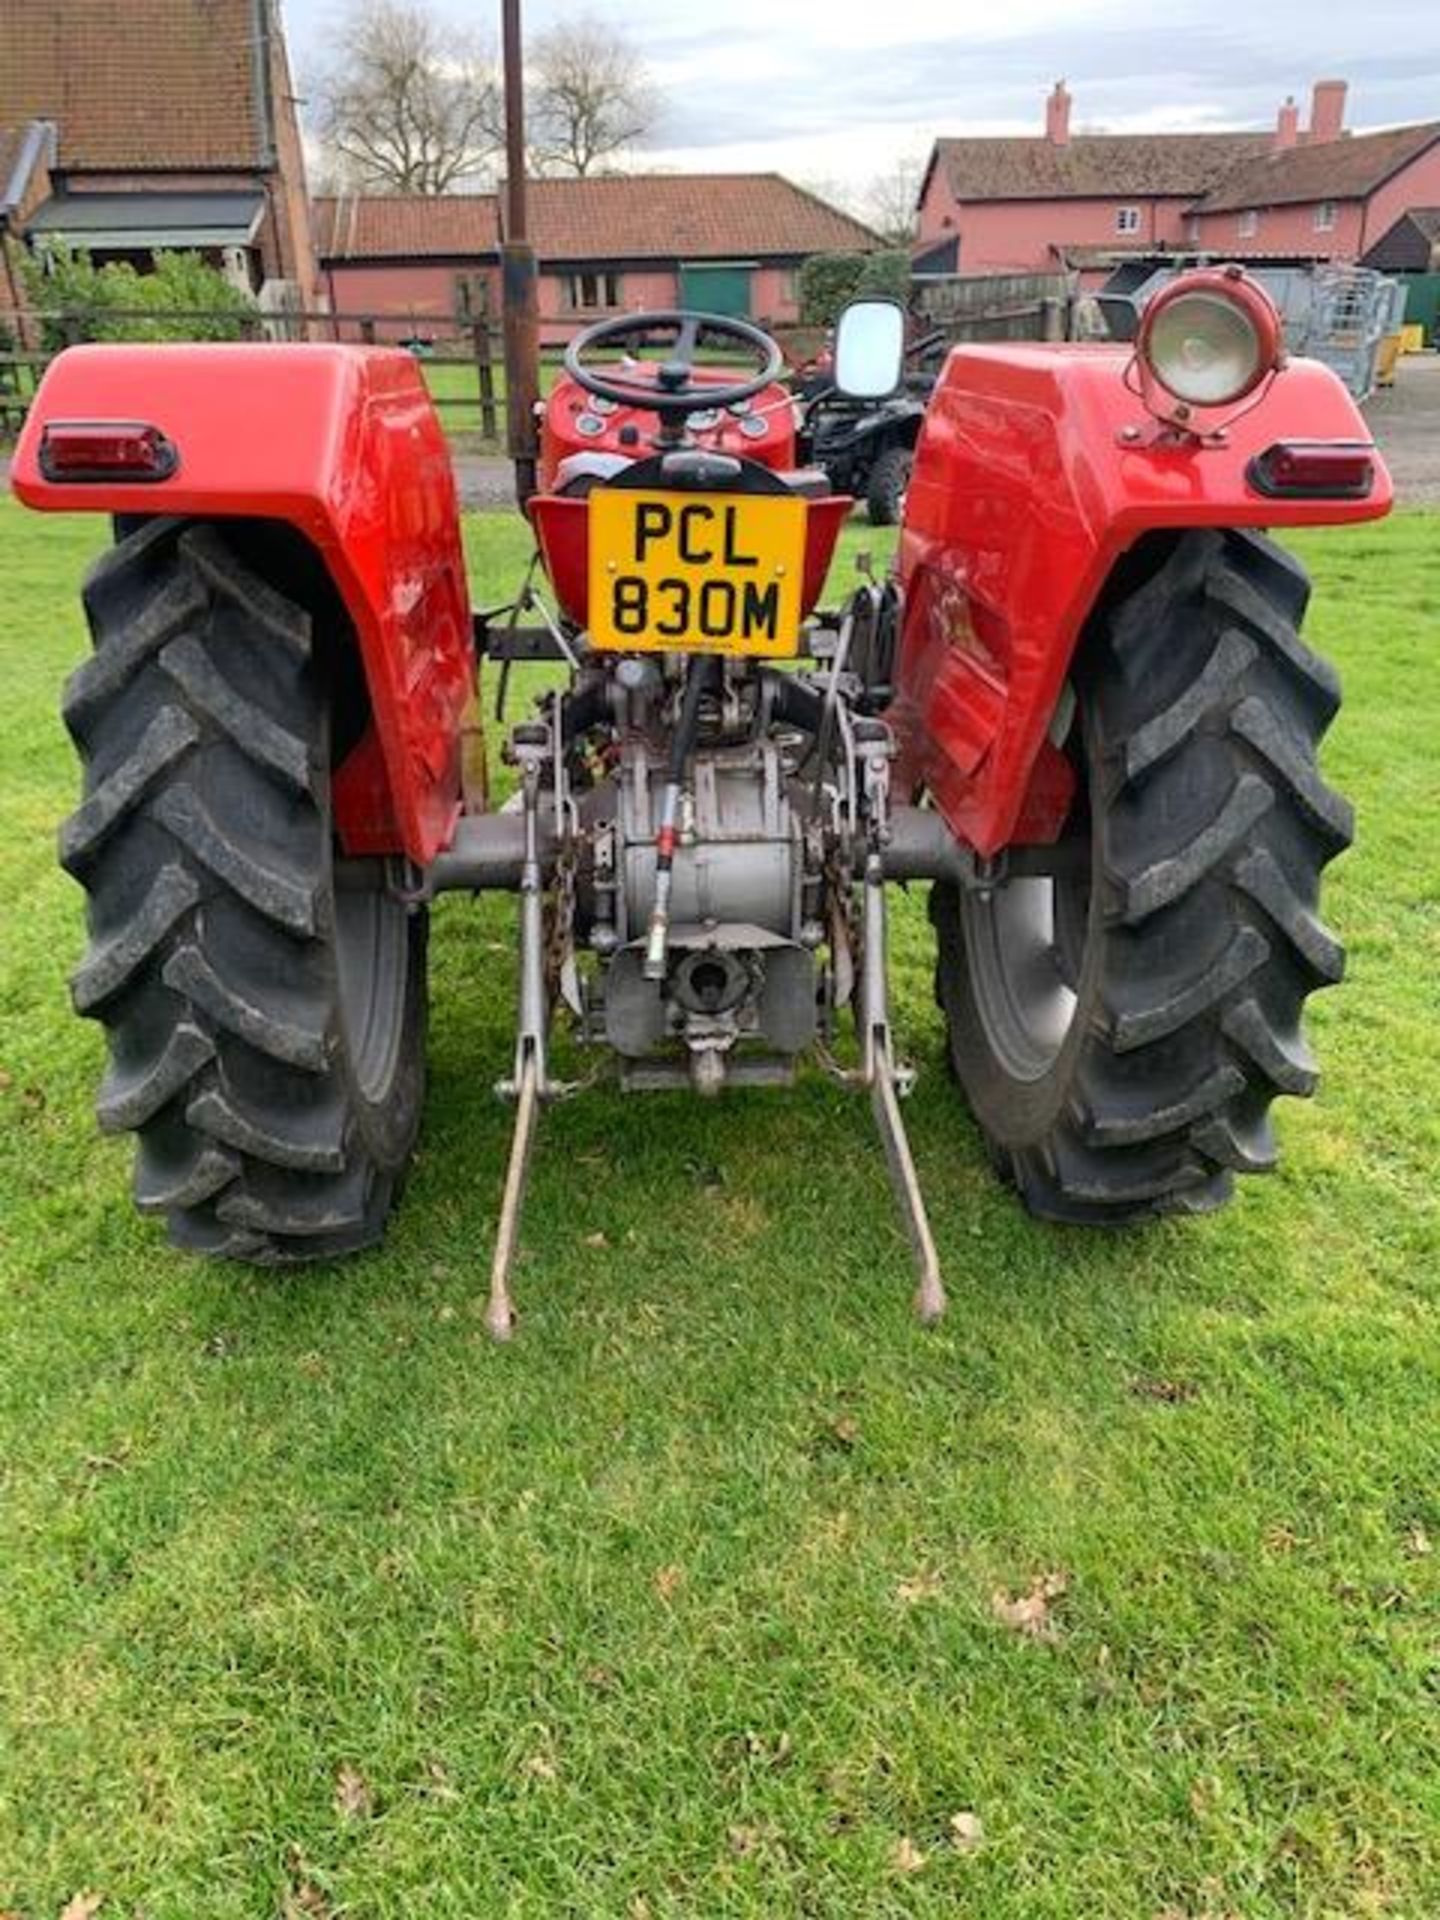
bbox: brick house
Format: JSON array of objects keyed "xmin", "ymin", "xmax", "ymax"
[
  {"xmin": 316, "ymin": 174, "xmax": 882, "ymax": 344},
  {"xmin": 0, "ymin": 0, "xmax": 318, "ymax": 331},
  {"xmin": 916, "ymin": 79, "xmax": 1440, "ymax": 281}
]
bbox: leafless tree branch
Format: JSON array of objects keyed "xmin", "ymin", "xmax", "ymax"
[
  {"xmin": 528, "ymin": 15, "xmax": 655, "ymax": 178},
  {"xmin": 312, "ymin": 0, "xmax": 503, "ymax": 195}
]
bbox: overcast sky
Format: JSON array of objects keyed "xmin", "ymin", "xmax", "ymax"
[{"xmin": 281, "ymin": 0, "xmax": 1440, "ymax": 202}]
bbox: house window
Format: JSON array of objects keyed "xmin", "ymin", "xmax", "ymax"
[
  {"xmin": 453, "ymin": 272, "xmax": 489, "ymax": 320},
  {"xmin": 564, "ymin": 271, "xmax": 621, "ymax": 311},
  {"xmin": 1314, "ymin": 200, "xmax": 1337, "ymax": 232},
  {"xmin": 1238, "ymin": 210, "xmax": 1259, "ymax": 240},
  {"xmin": 1115, "ymin": 206, "xmax": 1141, "ymax": 236},
  {"xmin": 1186, "ymin": 214, "xmax": 1201, "ymax": 244}
]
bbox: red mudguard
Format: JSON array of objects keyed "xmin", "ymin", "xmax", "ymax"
[
  {"xmin": 894, "ymin": 344, "xmax": 1393, "ymax": 857},
  {"xmin": 10, "ymin": 343, "xmax": 473, "ymax": 865}
]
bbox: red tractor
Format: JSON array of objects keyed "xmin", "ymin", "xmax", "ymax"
[{"xmin": 11, "ymin": 269, "xmax": 1390, "ymax": 1334}]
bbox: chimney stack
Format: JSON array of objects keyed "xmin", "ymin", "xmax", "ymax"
[
  {"xmin": 1309, "ymin": 79, "xmax": 1348, "ymax": 143},
  {"xmin": 1045, "ymin": 80, "xmax": 1072, "ymax": 147},
  {"xmin": 1274, "ymin": 96, "xmax": 1299, "ymax": 151}
]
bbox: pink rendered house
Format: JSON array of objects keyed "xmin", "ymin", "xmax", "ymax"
[
  {"xmin": 315, "ymin": 175, "xmax": 881, "ymax": 346},
  {"xmin": 916, "ymin": 79, "xmax": 1440, "ymax": 281}
]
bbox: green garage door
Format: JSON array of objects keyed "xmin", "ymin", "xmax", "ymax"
[{"xmin": 679, "ymin": 263, "xmax": 754, "ymax": 318}]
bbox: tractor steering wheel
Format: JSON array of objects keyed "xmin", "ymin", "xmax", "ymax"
[{"xmin": 564, "ymin": 309, "xmax": 785, "ymax": 417}]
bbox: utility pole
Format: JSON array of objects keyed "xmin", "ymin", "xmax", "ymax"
[{"xmin": 501, "ymin": 0, "xmax": 540, "ymax": 504}]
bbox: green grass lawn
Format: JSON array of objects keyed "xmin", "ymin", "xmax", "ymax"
[{"xmin": 0, "ymin": 499, "xmax": 1436, "ymax": 1919}]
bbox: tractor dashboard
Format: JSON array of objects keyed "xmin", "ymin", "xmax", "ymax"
[{"xmin": 540, "ymin": 365, "xmax": 798, "ymax": 490}]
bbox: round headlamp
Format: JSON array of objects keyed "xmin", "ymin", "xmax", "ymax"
[{"xmin": 1136, "ymin": 269, "xmax": 1282, "ymax": 413}]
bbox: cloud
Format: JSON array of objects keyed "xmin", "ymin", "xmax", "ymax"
[{"xmin": 282, "ymin": 0, "xmax": 1440, "ymax": 189}]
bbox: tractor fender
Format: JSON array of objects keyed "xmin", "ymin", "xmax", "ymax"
[
  {"xmin": 893, "ymin": 342, "xmax": 1392, "ymax": 856},
  {"xmin": 10, "ymin": 342, "xmax": 473, "ymax": 865}
]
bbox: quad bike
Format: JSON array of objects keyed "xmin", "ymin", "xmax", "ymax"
[
  {"xmin": 793, "ymin": 357, "xmax": 933, "ymax": 526},
  {"xmin": 11, "ymin": 269, "xmax": 1390, "ymax": 1333}
]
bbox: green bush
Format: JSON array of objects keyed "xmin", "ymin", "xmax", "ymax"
[
  {"xmin": 798, "ymin": 250, "xmax": 911, "ymax": 326},
  {"xmin": 21, "ymin": 245, "xmax": 256, "ymax": 351}
]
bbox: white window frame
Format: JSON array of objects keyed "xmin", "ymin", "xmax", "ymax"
[
  {"xmin": 1238, "ymin": 209, "xmax": 1259, "ymax": 240},
  {"xmin": 1115, "ymin": 205, "xmax": 1141, "ymax": 236},
  {"xmin": 563, "ymin": 270, "xmax": 622, "ymax": 312},
  {"xmin": 1314, "ymin": 200, "xmax": 1337, "ymax": 233}
]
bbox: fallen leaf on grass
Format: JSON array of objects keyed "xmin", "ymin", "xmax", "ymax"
[
  {"xmin": 1188, "ymin": 1773, "xmax": 1221, "ymax": 1819},
  {"xmin": 949, "ymin": 1809, "xmax": 984, "ymax": 1851},
  {"xmin": 418, "ymin": 1757, "xmax": 458, "ymax": 1802},
  {"xmin": 653, "ymin": 1563, "xmax": 685, "ymax": 1601},
  {"xmin": 896, "ymin": 1568, "xmax": 944, "ymax": 1605},
  {"xmin": 892, "ymin": 1837, "xmax": 927, "ymax": 1874},
  {"xmin": 334, "ymin": 1762, "xmax": 374, "ymax": 1821},
  {"xmin": 582, "ymin": 1230, "xmax": 609, "ymax": 1250},
  {"xmin": 991, "ymin": 1571, "xmax": 1068, "ymax": 1640},
  {"xmin": 283, "ymin": 1889, "xmax": 331, "ymax": 1920},
  {"xmin": 727, "ymin": 1825, "xmax": 759, "ymax": 1857},
  {"xmin": 283, "ymin": 1845, "xmax": 333, "ymax": 1919},
  {"xmin": 1129, "ymin": 1376, "xmax": 1198, "ymax": 1404},
  {"xmin": 747, "ymin": 1729, "xmax": 793, "ymax": 1767},
  {"xmin": 818, "ymin": 1412, "xmax": 860, "ymax": 1451},
  {"xmin": 1406, "ymin": 1522, "xmax": 1432, "ymax": 1557},
  {"xmin": 59, "ymin": 1898, "xmax": 104, "ymax": 1920},
  {"xmin": 521, "ymin": 1752, "xmax": 558, "ymax": 1782}
]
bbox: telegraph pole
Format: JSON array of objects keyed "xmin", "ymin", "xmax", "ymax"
[{"xmin": 500, "ymin": 0, "xmax": 540, "ymax": 504}]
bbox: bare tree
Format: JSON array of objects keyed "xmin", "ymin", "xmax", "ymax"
[
  {"xmin": 529, "ymin": 15, "xmax": 654, "ymax": 178},
  {"xmin": 865, "ymin": 156, "xmax": 925, "ymax": 247},
  {"xmin": 313, "ymin": 0, "xmax": 502, "ymax": 195}
]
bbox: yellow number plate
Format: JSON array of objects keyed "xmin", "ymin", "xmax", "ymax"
[{"xmin": 588, "ymin": 489, "xmax": 807, "ymax": 657}]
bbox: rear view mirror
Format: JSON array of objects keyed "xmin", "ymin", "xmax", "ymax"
[{"xmin": 833, "ymin": 298, "xmax": 906, "ymax": 399}]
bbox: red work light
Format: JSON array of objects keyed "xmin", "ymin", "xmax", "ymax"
[
  {"xmin": 1248, "ymin": 440, "xmax": 1376, "ymax": 500},
  {"xmin": 39, "ymin": 421, "xmax": 179, "ymax": 483}
]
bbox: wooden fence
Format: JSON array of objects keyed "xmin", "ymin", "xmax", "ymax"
[
  {"xmin": 911, "ymin": 271, "xmax": 1075, "ymax": 353},
  {"xmin": 0, "ymin": 279, "xmax": 1072, "ymax": 442},
  {"xmin": 1, "ymin": 306, "xmax": 511, "ymax": 441},
  {"xmin": 0, "ymin": 304, "xmax": 835, "ymax": 444}
]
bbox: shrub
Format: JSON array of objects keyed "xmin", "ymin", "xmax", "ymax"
[
  {"xmin": 798, "ymin": 250, "xmax": 911, "ymax": 327},
  {"xmin": 20, "ymin": 245, "xmax": 256, "ymax": 351}
]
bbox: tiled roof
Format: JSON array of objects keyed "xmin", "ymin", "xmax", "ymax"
[
  {"xmin": 314, "ymin": 194, "xmax": 501, "ymax": 259},
  {"xmin": 315, "ymin": 174, "xmax": 882, "ymax": 265},
  {"xmin": 513, "ymin": 173, "xmax": 882, "ymax": 260},
  {"xmin": 1193, "ymin": 120, "xmax": 1440, "ymax": 210},
  {"xmin": 0, "ymin": 0, "xmax": 264, "ymax": 170},
  {"xmin": 930, "ymin": 133, "xmax": 1268, "ymax": 204}
]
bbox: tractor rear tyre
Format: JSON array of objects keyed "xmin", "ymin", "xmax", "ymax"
[
  {"xmin": 61, "ymin": 518, "xmax": 427, "ymax": 1262},
  {"xmin": 932, "ymin": 528, "xmax": 1352, "ymax": 1223},
  {"xmin": 866, "ymin": 446, "xmax": 912, "ymax": 527}
]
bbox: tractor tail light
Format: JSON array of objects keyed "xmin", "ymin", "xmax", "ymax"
[
  {"xmin": 39, "ymin": 421, "xmax": 179, "ymax": 483},
  {"xmin": 1248, "ymin": 440, "xmax": 1375, "ymax": 500}
]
